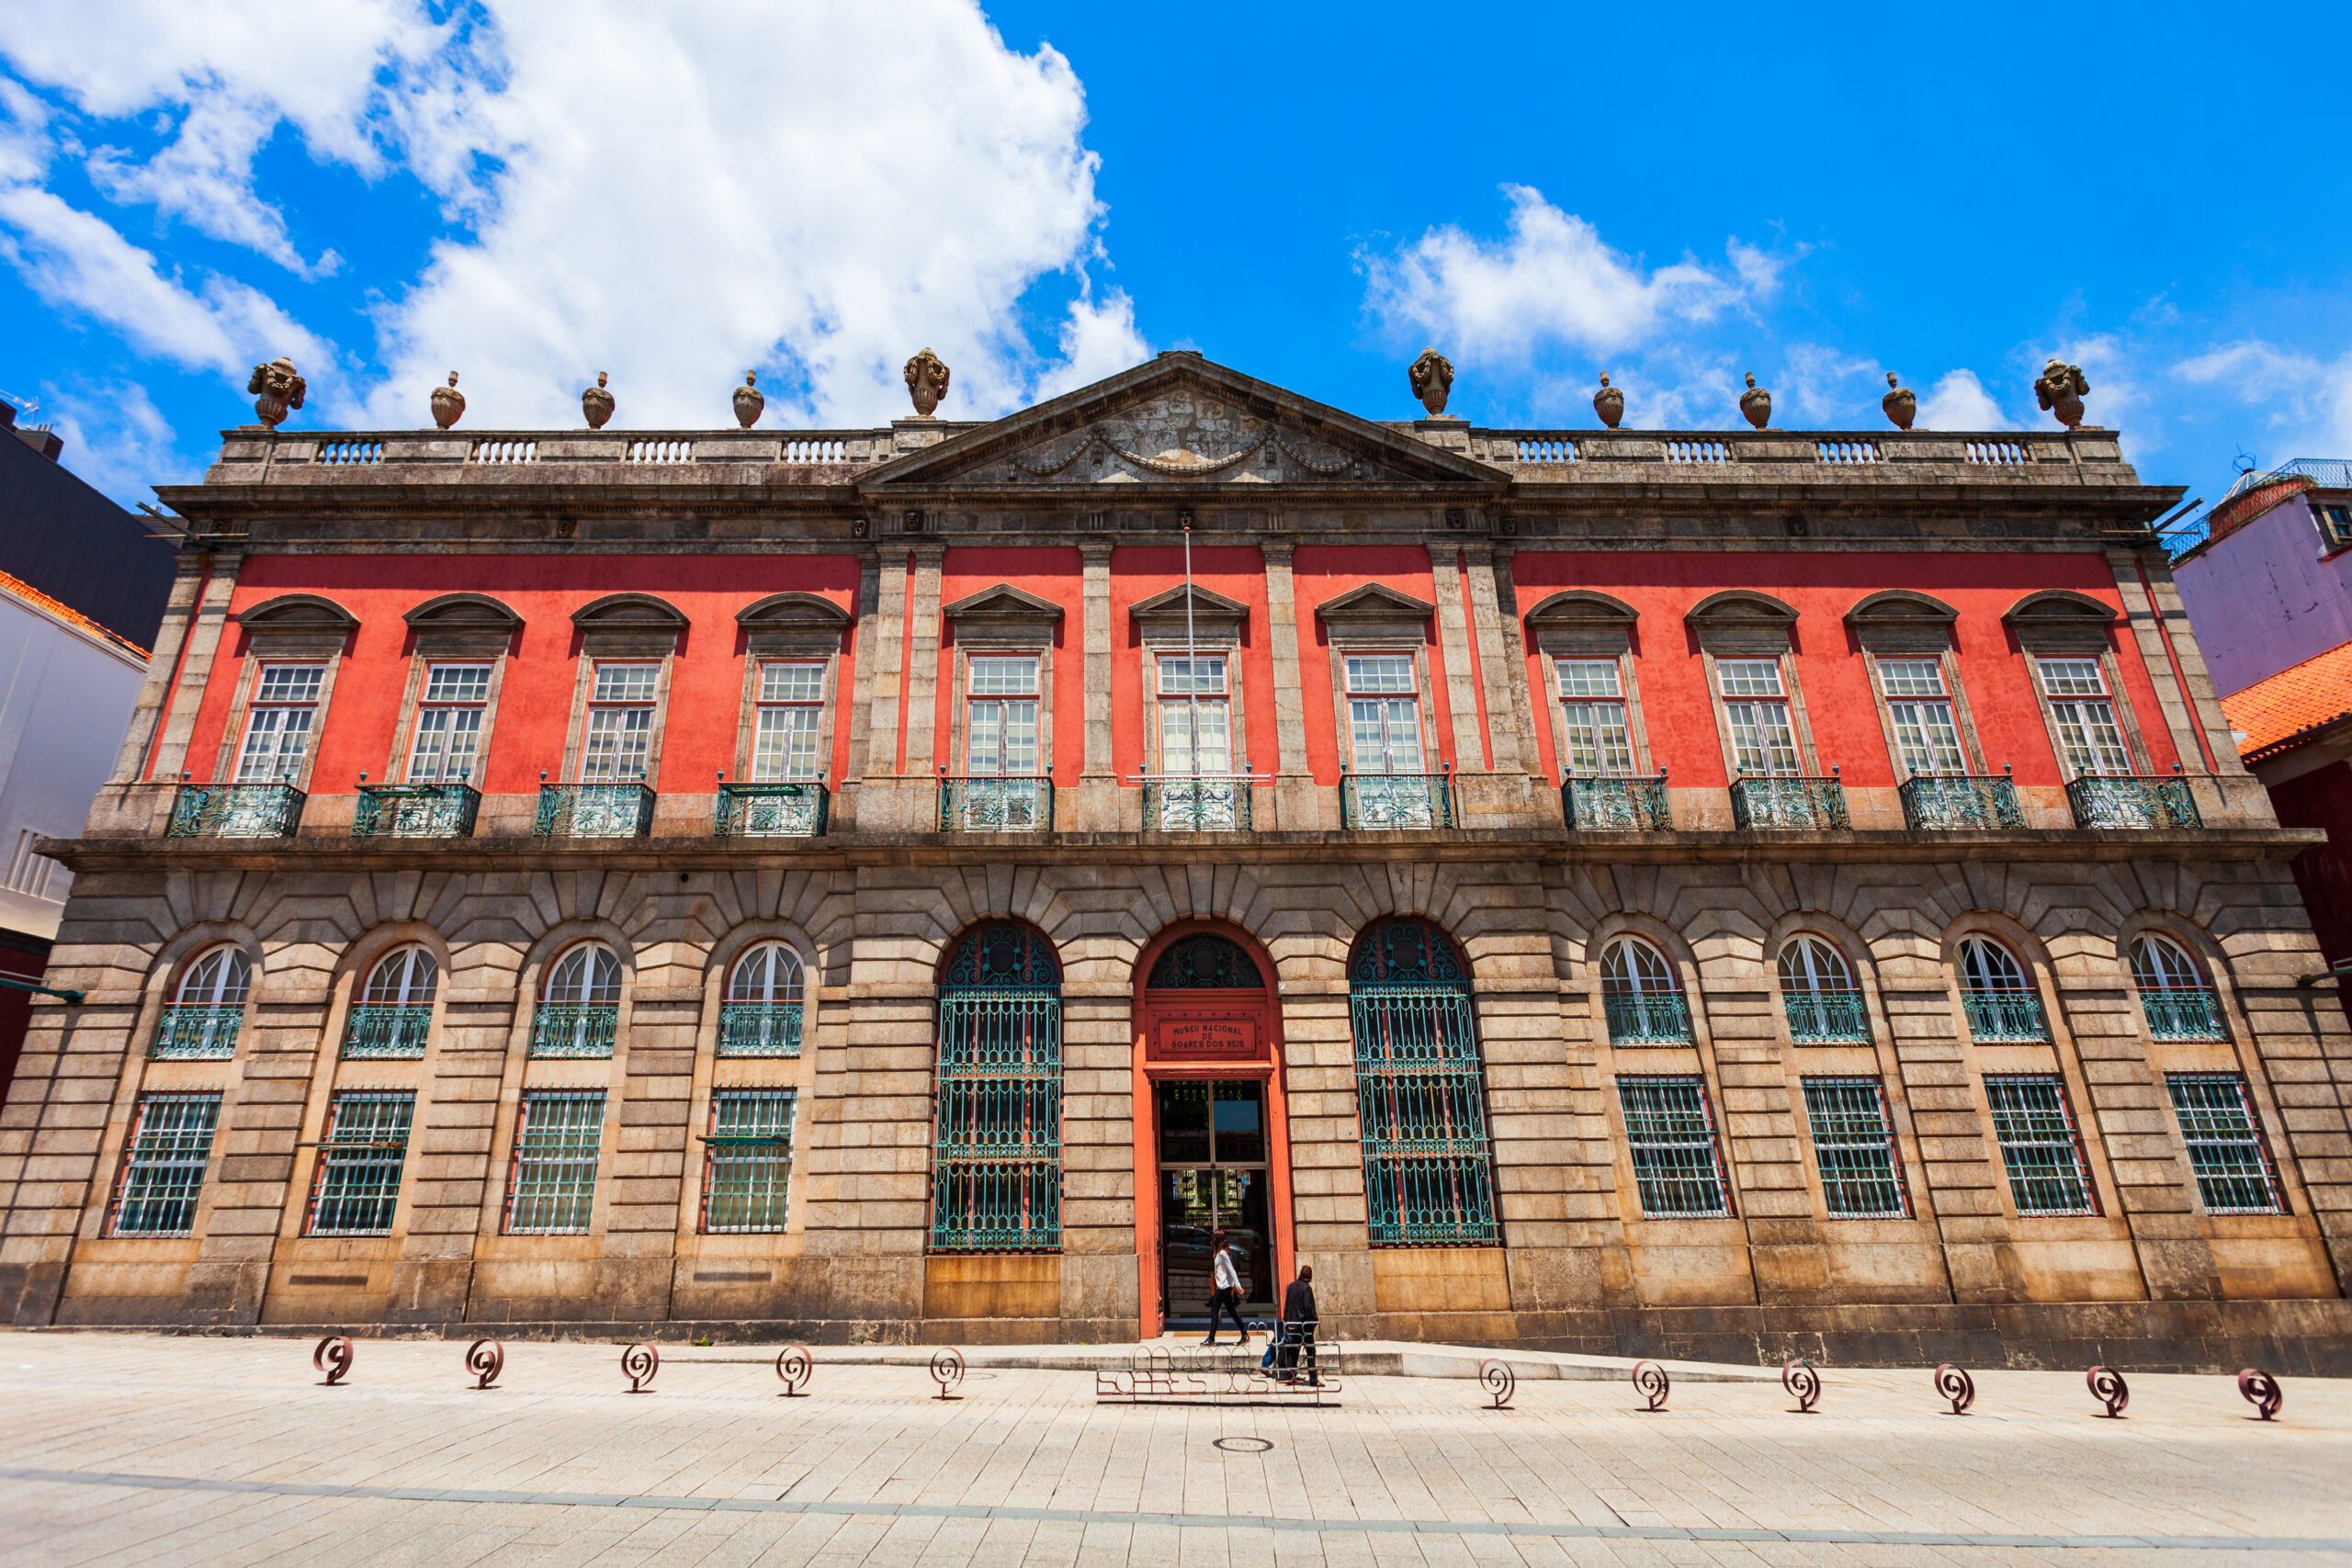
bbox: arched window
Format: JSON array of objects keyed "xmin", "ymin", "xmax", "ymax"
[
  {"xmin": 346, "ymin": 945, "xmax": 439, "ymax": 1058},
  {"xmin": 1349, "ymin": 917, "xmax": 1498, "ymax": 1246},
  {"xmin": 720, "ymin": 942, "xmax": 806, "ymax": 1056},
  {"xmin": 2131, "ymin": 934, "xmax": 2223, "ymax": 1040},
  {"xmin": 1779, "ymin": 936, "xmax": 1868, "ymax": 1043},
  {"xmin": 1955, "ymin": 937, "xmax": 2047, "ymax": 1042},
  {"xmin": 932, "ymin": 924, "xmax": 1061, "ymax": 1252},
  {"xmin": 155, "ymin": 945, "xmax": 249, "ymax": 1059},
  {"xmin": 1600, "ymin": 936, "xmax": 1691, "ymax": 1044},
  {"xmin": 534, "ymin": 942, "xmax": 622, "ymax": 1058}
]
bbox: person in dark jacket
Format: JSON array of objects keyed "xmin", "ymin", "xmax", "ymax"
[{"xmin": 1277, "ymin": 1264, "xmax": 1317, "ymax": 1383}]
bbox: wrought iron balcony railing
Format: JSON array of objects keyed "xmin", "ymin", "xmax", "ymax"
[
  {"xmin": 2140, "ymin": 986, "xmax": 2225, "ymax": 1041},
  {"xmin": 1960, "ymin": 987, "xmax": 2049, "ymax": 1042},
  {"xmin": 1784, "ymin": 988, "xmax": 1871, "ymax": 1043},
  {"xmin": 937, "ymin": 775, "xmax": 1053, "ymax": 832},
  {"xmin": 531, "ymin": 1001, "xmax": 619, "ymax": 1057},
  {"xmin": 343, "ymin": 1002, "xmax": 432, "ymax": 1058},
  {"xmin": 1562, "ymin": 774, "xmax": 1671, "ymax": 831},
  {"xmin": 1340, "ymin": 771, "xmax": 1455, "ymax": 831},
  {"xmin": 1730, "ymin": 773, "xmax": 1849, "ymax": 831},
  {"xmin": 166, "ymin": 783, "xmax": 304, "ymax": 839},
  {"xmin": 717, "ymin": 1000, "xmax": 803, "ymax": 1056},
  {"xmin": 2066, "ymin": 773, "xmax": 2200, "ymax": 830},
  {"xmin": 351, "ymin": 782, "xmax": 480, "ymax": 839},
  {"xmin": 714, "ymin": 781, "xmax": 829, "ymax": 838},
  {"xmin": 151, "ymin": 1003, "xmax": 242, "ymax": 1059},
  {"xmin": 1140, "ymin": 776, "xmax": 1251, "ymax": 831},
  {"xmin": 1603, "ymin": 990, "xmax": 1693, "ymax": 1044},
  {"xmin": 535, "ymin": 783, "xmax": 655, "ymax": 839},
  {"xmin": 1900, "ymin": 773, "xmax": 2025, "ymax": 830}
]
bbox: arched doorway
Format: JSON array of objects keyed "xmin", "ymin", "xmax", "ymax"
[{"xmin": 1133, "ymin": 924, "xmax": 1292, "ymax": 1337}]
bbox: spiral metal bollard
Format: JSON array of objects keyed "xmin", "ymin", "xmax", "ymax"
[
  {"xmin": 1478, "ymin": 1359, "xmax": 1515, "ymax": 1411},
  {"xmin": 931, "ymin": 1348, "xmax": 966, "ymax": 1401},
  {"xmin": 776, "ymin": 1345, "xmax": 812, "ymax": 1397},
  {"xmin": 1934, "ymin": 1362, "xmax": 1975, "ymax": 1416},
  {"xmin": 2237, "ymin": 1368, "xmax": 2282, "ymax": 1422},
  {"xmin": 312, "ymin": 1336, "xmax": 354, "ymax": 1386},
  {"xmin": 466, "ymin": 1339, "xmax": 504, "ymax": 1391},
  {"xmin": 622, "ymin": 1342, "xmax": 660, "ymax": 1393},
  {"xmin": 1632, "ymin": 1359, "xmax": 1670, "ymax": 1413},
  {"xmin": 2086, "ymin": 1364, "xmax": 2128, "ymax": 1418},
  {"xmin": 1781, "ymin": 1358, "xmax": 1821, "ymax": 1414}
]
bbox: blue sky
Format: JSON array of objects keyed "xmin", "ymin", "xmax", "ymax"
[{"xmin": 5, "ymin": 0, "xmax": 2350, "ymax": 515}]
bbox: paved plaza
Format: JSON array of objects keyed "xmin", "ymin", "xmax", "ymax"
[{"xmin": 0, "ymin": 1334, "xmax": 2346, "ymax": 1567}]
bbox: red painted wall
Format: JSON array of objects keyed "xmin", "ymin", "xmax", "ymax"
[{"xmin": 1291, "ymin": 547, "xmax": 1452, "ymax": 774}]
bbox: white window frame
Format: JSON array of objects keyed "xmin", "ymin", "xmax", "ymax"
[
  {"xmin": 1715, "ymin": 658, "xmax": 1802, "ymax": 778},
  {"xmin": 406, "ymin": 663, "xmax": 492, "ymax": 784},
  {"xmin": 2034, "ymin": 657, "xmax": 2136, "ymax": 778},
  {"xmin": 751, "ymin": 660, "xmax": 827, "ymax": 782},
  {"xmin": 579, "ymin": 662, "xmax": 660, "ymax": 784},
  {"xmin": 1155, "ymin": 653, "xmax": 1233, "ymax": 779},
  {"xmin": 233, "ymin": 663, "xmax": 326, "ymax": 784},
  {"xmin": 963, "ymin": 654, "xmax": 1042, "ymax": 779},
  {"xmin": 1344, "ymin": 653, "xmax": 1427, "ymax": 776},
  {"xmin": 1877, "ymin": 658, "xmax": 1968, "ymax": 779},
  {"xmin": 1553, "ymin": 657, "xmax": 1635, "ymax": 777}
]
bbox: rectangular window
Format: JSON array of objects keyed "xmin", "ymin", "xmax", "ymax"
[
  {"xmin": 503, "ymin": 1091, "xmax": 605, "ymax": 1234},
  {"xmin": 107, "ymin": 1092, "xmax": 220, "ymax": 1235},
  {"xmin": 306, "ymin": 1091, "xmax": 414, "ymax": 1235},
  {"xmin": 2318, "ymin": 503, "xmax": 2352, "ymax": 551},
  {"xmin": 407, "ymin": 663, "xmax": 491, "ymax": 783},
  {"xmin": 234, "ymin": 664, "xmax": 325, "ymax": 784},
  {"xmin": 1984, "ymin": 1076, "xmax": 2098, "ymax": 1216},
  {"xmin": 752, "ymin": 661, "xmax": 825, "ymax": 781},
  {"xmin": 1802, "ymin": 1077, "xmax": 1911, "ymax": 1218},
  {"xmin": 966, "ymin": 656, "xmax": 1040, "ymax": 777},
  {"xmin": 2037, "ymin": 659, "xmax": 2133, "ymax": 776},
  {"xmin": 1555, "ymin": 658, "xmax": 1634, "ymax": 775},
  {"xmin": 2166, "ymin": 1074, "xmax": 2286, "ymax": 1215},
  {"xmin": 700, "ymin": 1089, "xmax": 797, "ymax": 1233},
  {"xmin": 1157, "ymin": 655, "xmax": 1231, "ymax": 776},
  {"xmin": 1718, "ymin": 659, "xmax": 1799, "ymax": 776},
  {"xmin": 580, "ymin": 663, "xmax": 658, "ymax": 782},
  {"xmin": 1616, "ymin": 1076, "xmax": 1732, "ymax": 1217},
  {"xmin": 1346, "ymin": 654, "xmax": 1423, "ymax": 774},
  {"xmin": 1352, "ymin": 984, "xmax": 1499, "ymax": 1246},
  {"xmin": 1878, "ymin": 659, "xmax": 1966, "ymax": 777}
]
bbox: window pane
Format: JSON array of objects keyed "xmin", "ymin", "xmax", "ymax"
[
  {"xmin": 1344, "ymin": 655, "xmax": 1417, "ymax": 694},
  {"xmin": 1159, "ymin": 655, "xmax": 1227, "ymax": 696},
  {"xmin": 592, "ymin": 664, "xmax": 660, "ymax": 703},
  {"xmin": 2167, "ymin": 1075, "xmax": 2284, "ymax": 1214},
  {"xmin": 728, "ymin": 942, "xmax": 804, "ymax": 1001},
  {"xmin": 582, "ymin": 705, "xmax": 651, "ymax": 781},
  {"xmin": 1602, "ymin": 940, "xmax": 1675, "ymax": 994},
  {"xmin": 424, "ymin": 664, "xmax": 492, "ymax": 703},
  {"xmin": 408, "ymin": 705, "xmax": 482, "ymax": 783},
  {"xmin": 1888, "ymin": 700, "xmax": 1966, "ymax": 776},
  {"xmin": 1159, "ymin": 695, "xmax": 1231, "ymax": 775},
  {"xmin": 1878, "ymin": 659, "xmax": 1946, "ymax": 697},
  {"xmin": 1984, "ymin": 1077, "xmax": 2095, "ymax": 1215},
  {"xmin": 1778, "ymin": 937, "xmax": 1852, "ymax": 992},
  {"xmin": 179, "ymin": 947, "xmax": 252, "ymax": 1006},
  {"xmin": 363, "ymin": 947, "xmax": 438, "ymax": 1004},
  {"xmin": 1717, "ymin": 659, "xmax": 1784, "ymax": 697},
  {"xmin": 1726, "ymin": 701, "xmax": 1800, "ymax": 775},
  {"xmin": 109, "ymin": 1093, "xmax": 220, "ymax": 1235},
  {"xmin": 2051, "ymin": 700, "xmax": 2132, "ymax": 775},
  {"xmin": 1560, "ymin": 702, "xmax": 1634, "ymax": 775},
  {"xmin": 1617, "ymin": 1077, "xmax": 1729, "ymax": 1217},
  {"xmin": 1555, "ymin": 659, "xmax": 1623, "ymax": 698},
  {"xmin": 308, "ymin": 1092, "xmax": 413, "ymax": 1235},
  {"xmin": 504, "ymin": 1092, "xmax": 605, "ymax": 1234},
  {"xmin": 1803, "ymin": 1078, "xmax": 1909, "ymax": 1217},
  {"xmin": 1958, "ymin": 938, "xmax": 2028, "ymax": 990},
  {"xmin": 758, "ymin": 661, "xmax": 824, "ymax": 703},
  {"xmin": 236, "ymin": 706, "xmax": 315, "ymax": 783},
  {"xmin": 2131, "ymin": 936, "xmax": 2202, "ymax": 989},
  {"xmin": 702, "ymin": 1090, "xmax": 796, "ymax": 1233},
  {"xmin": 752, "ymin": 705, "xmax": 821, "ymax": 781},
  {"xmin": 2036, "ymin": 658, "xmax": 2107, "ymax": 697},
  {"xmin": 255, "ymin": 665, "xmax": 325, "ymax": 703},
  {"xmin": 967, "ymin": 657, "xmax": 1037, "ymax": 696}
]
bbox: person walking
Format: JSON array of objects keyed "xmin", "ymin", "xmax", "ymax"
[
  {"xmin": 1202, "ymin": 1230, "xmax": 1249, "ymax": 1347},
  {"xmin": 1278, "ymin": 1263, "xmax": 1318, "ymax": 1384}
]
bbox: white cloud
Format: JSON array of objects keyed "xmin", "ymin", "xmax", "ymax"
[
  {"xmin": 37, "ymin": 378, "xmax": 194, "ymax": 505},
  {"xmin": 86, "ymin": 95, "xmax": 342, "ymax": 276},
  {"xmin": 1780, "ymin": 343, "xmax": 1881, "ymax": 424},
  {"xmin": 1360, "ymin": 185, "xmax": 1758, "ymax": 362},
  {"xmin": 1917, "ymin": 369, "xmax": 2008, "ymax": 431},
  {"xmin": 2174, "ymin": 338, "xmax": 2352, "ymax": 457}
]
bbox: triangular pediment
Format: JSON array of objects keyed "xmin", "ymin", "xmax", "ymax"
[
  {"xmin": 942, "ymin": 583, "xmax": 1065, "ymax": 625},
  {"xmin": 1316, "ymin": 583, "xmax": 1437, "ymax": 624},
  {"xmin": 863, "ymin": 353, "xmax": 1507, "ymax": 491}
]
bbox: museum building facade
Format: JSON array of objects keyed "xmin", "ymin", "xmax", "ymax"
[{"xmin": 1, "ymin": 352, "xmax": 2346, "ymax": 1364}]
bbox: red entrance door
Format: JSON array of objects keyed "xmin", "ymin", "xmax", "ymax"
[{"xmin": 1132, "ymin": 926, "xmax": 1291, "ymax": 1337}]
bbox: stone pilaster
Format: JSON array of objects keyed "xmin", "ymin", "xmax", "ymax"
[
  {"xmin": 1426, "ymin": 546, "xmax": 1489, "ymax": 770},
  {"xmin": 901, "ymin": 546, "xmax": 945, "ymax": 778},
  {"xmin": 144, "ymin": 554, "xmax": 243, "ymax": 784},
  {"xmin": 1065, "ymin": 541, "xmax": 1122, "ymax": 832},
  {"xmin": 1260, "ymin": 543, "xmax": 1320, "ymax": 830}
]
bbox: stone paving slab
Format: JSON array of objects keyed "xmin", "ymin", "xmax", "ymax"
[{"xmin": 0, "ymin": 1332, "xmax": 2345, "ymax": 1566}]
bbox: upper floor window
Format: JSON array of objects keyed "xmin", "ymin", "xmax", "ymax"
[
  {"xmin": 177, "ymin": 945, "xmax": 252, "ymax": 1008},
  {"xmin": 235, "ymin": 664, "xmax": 325, "ymax": 784},
  {"xmin": 2035, "ymin": 658, "xmax": 2132, "ymax": 777},
  {"xmin": 346, "ymin": 945, "xmax": 437, "ymax": 1059},
  {"xmin": 1878, "ymin": 659, "xmax": 1966, "ymax": 777},
  {"xmin": 1346, "ymin": 655, "xmax": 1422, "ymax": 775},
  {"xmin": 1717, "ymin": 659, "xmax": 1799, "ymax": 776},
  {"xmin": 967, "ymin": 656, "xmax": 1040, "ymax": 777},
  {"xmin": 153, "ymin": 945, "xmax": 249, "ymax": 1060},
  {"xmin": 408, "ymin": 664, "xmax": 490, "ymax": 784},
  {"xmin": 1600, "ymin": 936, "xmax": 1690, "ymax": 1044},
  {"xmin": 1158, "ymin": 655, "xmax": 1230, "ymax": 776},
  {"xmin": 2131, "ymin": 932, "xmax": 2225, "ymax": 1041},
  {"xmin": 582, "ymin": 663, "xmax": 658, "ymax": 782},
  {"xmin": 535, "ymin": 942, "xmax": 622, "ymax": 1058},
  {"xmin": 1780, "ymin": 935, "xmax": 1868, "ymax": 1043},
  {"xmin": 752, "ymin": 661, "xmax": 824, "ymax": 782},
  {"xmin": 1956, "ymin": 935, "xmax": 2048, "ymax": 1043},
  {"xmin": 720, "ymin": 941, "xmax": 806, "ymax": 1056},
  {"xmin": 2316, "ymin": 502, "xmax": 2352, "ymax": 552},
  {"xmin": 1555, "ymin": 659, "xmax": 1634, "ymax": 776}
]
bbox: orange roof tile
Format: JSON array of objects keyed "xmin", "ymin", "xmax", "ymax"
[
  {"xmin": 0, "ymin": 568, "xmax": 150, "ymax": 661},
  {"xmin": 2223, "ymin": 640, "xmax": 2352, "ymax": 761}
]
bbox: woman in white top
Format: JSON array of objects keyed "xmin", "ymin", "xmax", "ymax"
[{"xmin": 1202, "ymin": 1227, "xmax": 1250, "ymax": 1347}]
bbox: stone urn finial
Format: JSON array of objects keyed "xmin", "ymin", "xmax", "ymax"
[
  {"xmin": 1592, "ymin": 371, "xmax": 1624, "ymax": 430},
  {"xmin": 431, "ymin": 371, "xmax": 466, "ymax": 431},
  {"xmin": 245, "ymin": 356, "xmax": 306, "ymax": 429},
  {"xmin": 1408, "ymin": 346, "xmax": 1454, "ymax": 417},
  {"xmin": 2035, "ymin": 357, "xmax": 2089, "ymax": 428},
  {"xmin": 734, "ymin": 370, "xmax": 764, "ymax": 429},
  {"xmin": 1881, "ymin": 371, "xmax": 1915, "ymax": 431},
  {"xmin": 1738, "ymin": 371, "xmax": 1771, "ymax": 430},
  {"xmin": 903, "ymin": 348, "xmax": 950, "ymax": 418},
  {"xmin": 582, "ymin": 371, "xmax": 614, "ymax": 430}
]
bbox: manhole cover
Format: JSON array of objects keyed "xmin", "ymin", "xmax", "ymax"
[{"xmin": 1212, "ymin": 1437, "xmax": 1273, "ymax": 1454}]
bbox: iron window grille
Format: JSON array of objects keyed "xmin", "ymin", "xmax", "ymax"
[
  {"xmin": 1349, "ymin": 918, "xmax": 1499, "ymax": 1247},
  {"xmin": 107, "ymin": 1092, "xmax": 220, "ymax": 1235},
  {"xmin": 1899, "ymin": 772, "xmax": 2025, "ymax": 830},
  {"xmin": 699, "ymin": 1089, "xmax": 797, "ymax": 1233},
  {"xmin": 351, "ymin": 782, "xmax": 480, "ymax": 838},
  {"xmin": 2165, "ymin": 1074, "xmax": 2286, "ymax": 1215},
  {"xmin": 1801, "ymin": 1077, "xmax": 1911, "ymax": 1218},
  {"xmin": 1617, "ymin": 1076, "xmax": 1733, "ymax": 1217},
  {"xmin": 1561, "ymin": 773, "xmax": 1670, "ymax": 831},
  {"xmin": 304, "ymin": 1091, "xmax": 413, "ymax": 1235},
  {"xmin": 1984, "ymin": 1076, "xmax": 2098, "ymax": 1216},
  {"xmin": 931, "ymin": 924, "xmax": 1062, "ymax": 1253},
  {"xmin": 166, "ymin": 782, "xmax": 306, "ymax": 839},
  {"xmin": 503, "ymin": 1091, "xmax": 605, "ymax": 1234}
]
